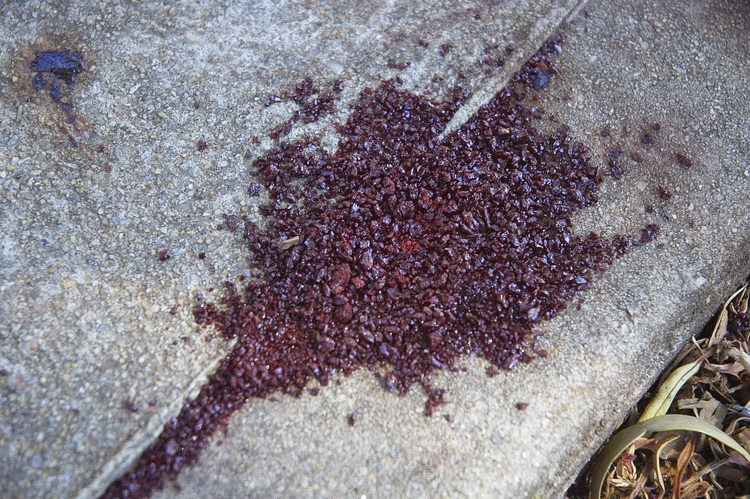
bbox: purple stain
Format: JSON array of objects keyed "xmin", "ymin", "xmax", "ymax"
[
  {"xmin": 29, "ymin": 49, "xmax": 83, "ymax": 112},
  {"xmin": 31, "ymin": 73, "xmax": 46, "ymax": 91},
  {"xmin": 30, "ymin": 49, "xmax": 83, "ymax": 86},
  {"xmin": 48, "ymin": 80, "xmax": 64, "ymax": 103}
]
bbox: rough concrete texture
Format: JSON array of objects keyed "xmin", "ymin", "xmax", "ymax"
[{"xmin": 0, "ymin": 0, "xmax": 748, "ymax": 498}]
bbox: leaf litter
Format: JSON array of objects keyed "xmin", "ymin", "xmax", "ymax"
[{"xmin": 568, "ymin": 278, "xmax": 750, "ymax": 499}]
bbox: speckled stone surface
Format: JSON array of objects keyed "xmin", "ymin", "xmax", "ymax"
[{"xmin": 0, "ymin": 0, "xmax": 748, "ymax": 498}]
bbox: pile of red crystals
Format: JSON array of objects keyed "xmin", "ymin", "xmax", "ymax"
[{"xmin": 104, "ymin": 39, "xmax": 653, "ymax": 498}]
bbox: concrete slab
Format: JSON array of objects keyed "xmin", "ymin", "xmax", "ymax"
[
  {"xmin": 0, "ymin": 1, "xmax": 583, "ymax": 498},
  {"xmin": 0, "ymin": 0, "xmax": 748, "ymax": 498}
]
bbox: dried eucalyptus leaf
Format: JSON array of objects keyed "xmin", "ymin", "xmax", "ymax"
[
  {"xmin": 674, "ymin": 435, "xmax": 695, "ymax": 483},
  {"xmin": 725, "ymin": 416, "xmax": 750, "ymax": 437},
  {"xmin": 713, "ymin": 401, "xmax": 728, "ymax": 429},
  {"xmin": 625, "ymin": 474, "xmax": 647, "ymax": 499},
  {"xmin": 710, "ymin": 309, "xmax": 729, "ymax": 347},
  {"xmin": 730, "ymin": 281, "xmax": 749, "ymax": 315},
  {"xmin": 589, "ymin": 415, "xmax": 750, "ymax": 499},
  {"xmin": 638, "ymin": 361, "xmax": 702, "ymax": 422},
  {"xmin": 680, "ymin": 480, "xmax": 711, "ymax": 499},
  {"xmin": 677, "ymin": 398, "xmax": 703, "ymax": 411},
  {"xmin": 727, "ymin": 347, "xmax": 750, "ymax": 375},
  {"xmin": 716, "ymin": 463, "xmax": 749, "ymax": 482},
  {"xmin": 728, "ymin": 450, "xmax": 750, "ymax": 468},
  {"xmin": 704, "ymin": 361, "xmax": 745, "ymax": 377},
  {"xmin": 652, "ymin": 433, "xmax": 681, "ymax": 494}
]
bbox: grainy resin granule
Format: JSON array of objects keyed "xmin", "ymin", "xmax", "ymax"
[{"xmin": 103, "ymin": 39, "xmax": 652, "ymax": 498}]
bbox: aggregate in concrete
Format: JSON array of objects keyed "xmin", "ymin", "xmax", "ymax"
[{"xmin": 0, "ymin": 0, "xmax": 748, "ymax": 498}]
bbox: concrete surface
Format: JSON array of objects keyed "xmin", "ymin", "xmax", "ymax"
[{"xmin": 0, "ymin": 0, "xmax": 748, "ymax": 498}]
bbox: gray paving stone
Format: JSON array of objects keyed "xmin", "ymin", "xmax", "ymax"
[{"xmin": 0, "ymin": 0, "xmax": 748, "ymax": 498}]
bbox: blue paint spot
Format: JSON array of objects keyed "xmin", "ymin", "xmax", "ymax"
[{"xmin": 30, "ymin": 49, "xmax": 83, "ymax": 86}]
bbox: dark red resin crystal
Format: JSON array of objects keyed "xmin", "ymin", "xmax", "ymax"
[{"xmin": 103, "ymin": 39, "xmax": 650, "ymax": 498}]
